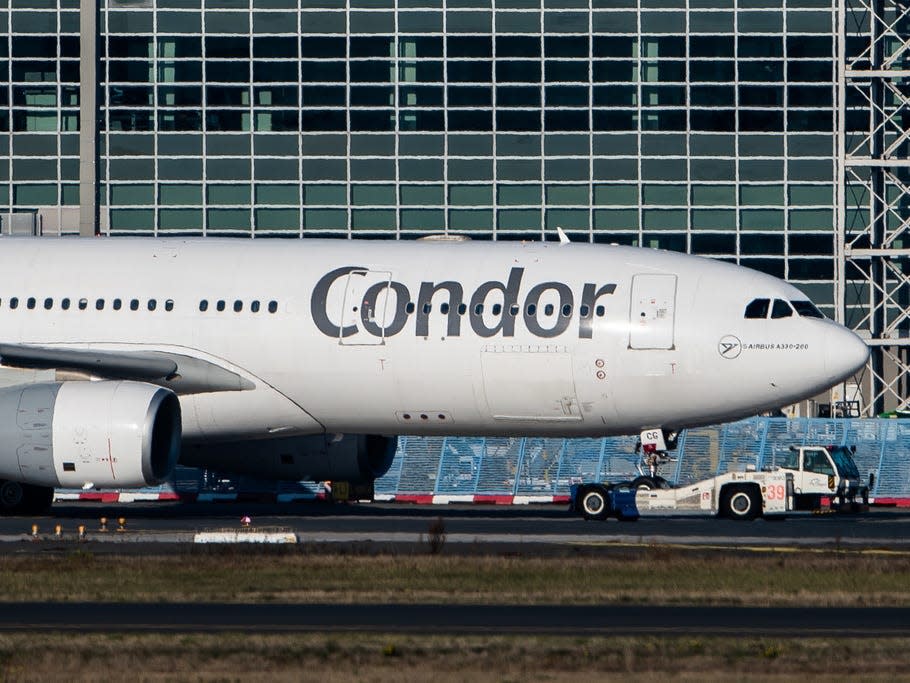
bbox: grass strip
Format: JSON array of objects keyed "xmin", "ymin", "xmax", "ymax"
[{"xmin": 0, "ymin": 547, "xmax": 907, "ymax": 605}]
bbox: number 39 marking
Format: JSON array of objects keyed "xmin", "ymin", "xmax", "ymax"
[{"xmin": 766, "ymin": 484, "xmax": 785, "ymax": 501}]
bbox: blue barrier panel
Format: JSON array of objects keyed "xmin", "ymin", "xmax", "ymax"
[{"xmin": 373, "ymin": 418, "xmax": 910, "ymax": 499}]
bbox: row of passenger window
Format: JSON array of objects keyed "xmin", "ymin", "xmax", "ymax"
[
  {"xmin": 199, "ymin": 299, "xmax": 278, "ymax": 313},
  {"xmin": 405, "ymin": 301, "xmax": 606, "ymax": 318},
  {"xmin": 0, "ymin": 297, "xmax": 279, "ymax": 314}
]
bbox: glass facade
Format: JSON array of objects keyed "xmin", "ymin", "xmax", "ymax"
[{"xmin": 0, "ymin": 0, "xmax": 837, "ymax": 313}]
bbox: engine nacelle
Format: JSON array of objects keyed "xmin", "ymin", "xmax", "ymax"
[
  {"xmin": 182, "ymin": 433, "xmax": 397, "ymax": 483},
  {"xmin": 0, "ymin": 381, "xmax": 181, "ymax": 488}
]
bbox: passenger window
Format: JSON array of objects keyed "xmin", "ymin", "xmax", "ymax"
[
  {"xmin": 405, "ymin": 302, "xmax": 415, "ymax": 314},
  {"xmin": 544, "ymin": 304, "xmax": 554, "ymax": 316},
  {"xmin": 199, "ymin": 300, "xmax": 208, "ymax": 312},
  {"xmin": 744, "ymin": 298, "xmax": 770, "ymax": 319},
  {"xmin": 491, "ymin": 303, "xmax": 502, "ymax": 315},
  {"xmin": 527, "ymin": 304, "xmax": 537, "ymax": 316},
  {"xmin": 268, "ymin": 300, "xmax": 278, "ymax": 314},
  {"xmin": 791, "ymin": 300, "xmax": 824, "ymax": 319},
  {"xmin": 422, "ymin": 303, "xmax": 432, "ymax": 314},
  {"xmin": 457, "ymin": 303, "xmax": 467, "ymax": 315},
  {"xmin": 803, "ymin": 451, "xmax": 835, "ymax": 476},
  {"xmin": 43, "ymin": 298, "xmax": 52, "ymax": 310},
  {"xmin": 561, "ymin": 304, "xmax": 572, "ymax": 317},
  {"xmin": 165, "ymin": 299, "xmax": 174, "ymax": 312},
  {"xmin": 96, "ymin": 299, "xmax": 104, "ymax": 310},
  {"xmin": 26, "ymin": 297, "xmax": 35, "ymax": 310},
  {"xmin": 474, "ymin": 304, "xmax": 483, "ymax": 315},
  {"xmin": 61, "ymin": 298, "xmax": 70, "ymax": 310},
  {"xmin": 78, "ymin": 298, "xmax": 88, "ymax": 310},
  {"xmin": 130, "ymin": 299, "xmax": 139, "ymax": 311},
  {"xmin": 113, "ymin": 299, "xmax": 122, "ymax": 310},
  {"xmin": 9, "ymin": 297, "xmax": 17, "ymax": 310},
  {"xmin": 771, "ymin": 299, "xmax": 793, "ymax": 319},
  {"xmin": 148, "ymin": 299, "xmax": 157, "ymax": 311},
  {"xmin": 580, "ymin": 305, "xmax": 590, "ymax": 317},
  {"xmin": 441, "ymin": 302, "xmax": 451, "ymax": 314},
  {"xmin": 216, "ymin": 300, "xmax": 225, "ymax": 312},
  {"xmin": 234, "ymin": 300, "xmax": 242, "ymax": 312},
  {"xmin": 251, "ymin": 300, "xmax": 260, "ymax": 313},
  {"xmin": 595, "ymin": 305, "xmax": 605, "ymax": 317}
]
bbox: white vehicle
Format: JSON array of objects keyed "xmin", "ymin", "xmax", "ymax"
[
  {"xmin": 774, "ymin": 445, "xmax": 870, "ymax": 511},
  {"xmin": 572, "ymin": 470, "xmax": 794, "ymax": 521},
  {"xmin": 0, "ymin": 236, "xmax": 868, "ymax": 513}
]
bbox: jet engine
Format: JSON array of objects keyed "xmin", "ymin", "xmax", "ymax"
[
  {"xmin": 0, "ymin": 380, "xmax": 181, "ymax": 489},
  {"xmin": 182, "ymin": 433, "xmax": 397, "ymax": 483}
]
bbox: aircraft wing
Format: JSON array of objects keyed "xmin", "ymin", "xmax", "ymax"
[{"xmin": 0, "ymin": 343, "xmax": 255, "ymax": 394}]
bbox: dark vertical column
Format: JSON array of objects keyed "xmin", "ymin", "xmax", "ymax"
[
  {"xmin": 78, "ymin": 0, "xmax": 99, "ymax": 237},
  {"xmin": 871, "ymin": 0, "xmax": 886, "ymax": 414}
]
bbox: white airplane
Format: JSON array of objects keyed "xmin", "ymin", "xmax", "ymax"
[{"xmin": 0, "ymin": 236, "xmax": 868, "ymax": 513}]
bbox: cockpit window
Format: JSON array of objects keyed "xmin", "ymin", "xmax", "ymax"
[
  {"xmin": 744, "ymin": 298, "xmax": 770, "ymax": 319},
  {"xmin": 791, "ymin": 300, "xmax": 824, "ymax": 319},
  {"xmin": 771, "ymin": 299, "xmax": 793, "ymax": 319}
]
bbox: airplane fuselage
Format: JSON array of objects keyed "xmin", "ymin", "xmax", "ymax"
[{"xmin": 0, "ymin": 237, "xmax": 868, "ymax": 444}]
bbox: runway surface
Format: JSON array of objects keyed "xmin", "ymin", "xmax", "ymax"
[
  {"xmin": 2, "ymin": 603, "xmax": 909, "ymax": 636},
  {"xmin": 1, "ymin": 502, "xmax": 909, "ymax": 551}
]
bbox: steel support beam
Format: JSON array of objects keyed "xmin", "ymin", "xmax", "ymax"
[{"xmin": 78, "ymin": 0, "xmax": 98, "ymax": 237}]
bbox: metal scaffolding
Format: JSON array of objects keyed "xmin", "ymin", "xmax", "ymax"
[{"xmin": 839, "ymin": 0, "xmax": 910, "ymax": 414}]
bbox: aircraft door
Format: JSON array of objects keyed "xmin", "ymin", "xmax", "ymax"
[
  {"xmin": 339, "ymin": 269, "xmax": 394, "ymax": 346},
  {"xmin": 629, "ymin": 273, "xmax": 677, "ymax": 350}
]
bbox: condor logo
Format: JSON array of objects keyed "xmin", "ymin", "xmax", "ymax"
[
  {"xmin": 718, "ymin": 335, "xmax": 742, "ymax": 359},
  {"xmin": 310, "ymin": 266, "xmax": 617, "ymax": 341}
]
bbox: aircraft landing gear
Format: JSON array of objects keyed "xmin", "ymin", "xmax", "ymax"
[
  {"xmin": 636, "ymin": 428, "xmax": 679, "ymax": 479},
  {"xmin": 0, "ymin": 480, "xmax": 53, "ymax": 515}
]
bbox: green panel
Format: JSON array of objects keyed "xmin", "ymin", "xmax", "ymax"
[
  {"xmin": 546, "ymin": 185, "xmax": 588, "ymax": 206},
  {"xmin": 449, "ymin": 185, "xmax": 493, "ymax": 206},
  {"xmin": 692, "ymin": 185, "xmax": 735, "ymax": 206},
  {"xmin": 160, "ymin": 184, "xmax": 202, "ymax": 205},
  {"xmin": 256, "ymin": 208, "xmax": 300, "ymax": 230},
  {"xmin": 594, "ymin": 209, "xmax": 638, "ymax": 229},
  {"xmin": 400, "ymin": 209, "xmax": 445, "ymax": 230},
  {"xmin": 400, "ymin": 184, "xmax": 444, "ymax": 205},
  {"xmin": 255, "ymin": 184, "xmax": 299, "ymax": 205},
  {"xmin": 159, "ymin": 208, "xmax": 203, "ymax": 230},
  {"xmin": 497, "ymin": 184, "xmax": 542, "ymax": 206},
  {"xmin": 303, "ymin": 208, "xmax": 347, "ymax": 229},
  {"xmin": 61, "ymin": 184, "xmax": 78, "ymax": 205},
  {"xmin": 789, "ymin": 209, "xmax": 833, "ymax": 230},
  {"xmin": 207, "ymin": 208, "xmax": 251, "ymax": 229},
  {"xmin": 497, "ymin": 209, "xmax": 541, "ymax": 230},
  {"xmin": 13, "ymin": 184, "xmax": 56, "ymax": 205},
  {"xmin": 643, "ymin": 184, "xmax": 687, "ymax": 205},
  {"xmin": 207, "ymin": 184, "xmax": 250, "ymax": 205},
  {"xmin": 111, "ymin": 184, "xmax": 153, "ymax": 206},
  {"xmin": 643, "ymin": 209, "xmax": 686, "ymax": 230},
  {"xmin": 352, "ymin": 209, "xmax": 396, "ymax": 229},
  {"xmin": 545, "ymin": 208, "xmax": 589, "ymax": 229},
  {"xmin": 788, "ymin": 184, "xmax": 833, "ymax": 206},
  {"xmin": 352, "ymin": 185, "xmax": 396, "ymax": 206},
  {"xmin": 740, "ymin": 209, "xmax": 785, "ymax": 230},
  {"xmin": 691, "ymin": 209, "xmax": 735, "ymax": 230},
  {"xmin": 449, "ymin": 209, "xmax": 493, "ymax": 230},
  {"xmin": 303, "ymin": 184, "xmax": 346, "ymax": 205},
  {"xmin": 110, "ymin": 209, "xmax": 154, "ymax": 230},
  {"xmin": 593, "ymin": 184, "xmax": 637, "ymax": 206},
  {"xmin": 740, "ymin": 184, "xmax": 784, "ymax": 206}
]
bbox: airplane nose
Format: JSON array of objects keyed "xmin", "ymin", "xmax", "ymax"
[{"xmin": 825, "ymin": 325, "xmax": 869, "ymax": 384}]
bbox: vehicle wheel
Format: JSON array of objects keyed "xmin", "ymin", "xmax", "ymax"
[
  {"xmin": 631, "ymin": 476, "xmax": 660, "ymax": 491},
  {"xmin": 721, "ymin": 485, "xmax": 760, "ymax": 520},
  {"xmin": 579, "ymin": 487, "xmax": 610, "ymax": 521}
]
